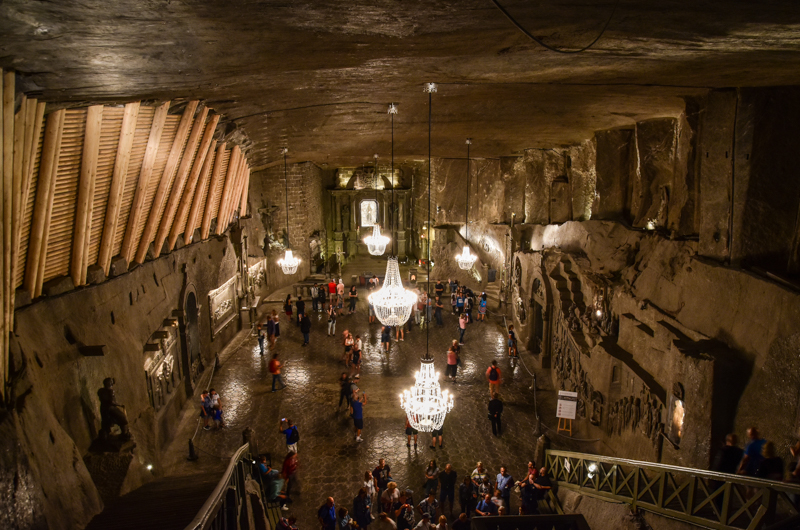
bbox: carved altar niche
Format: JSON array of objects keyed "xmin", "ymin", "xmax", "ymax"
[
  {"xmin": 144, "ymin": 325, "xmax": 180, "ymax": 413},
  {"xmin": 209, "ymin": 277, "xmax": 237, "ymax": 337},
  {"xmin": 248, "ymin": 259, "xmax": 266, "ymax": 291},
  {"xmin": 336, "ymin": 166, "xmax": 401, "ymax": 190}
]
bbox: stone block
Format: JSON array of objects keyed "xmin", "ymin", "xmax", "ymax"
[
  {"xmin": 568, "ymin": 139, "xmax": 596, "ymax": 222},
  {"xmin": 550, "ymin": 178, "xmax": 571, "ymax": 223},
  {"xmin": 14, "ymin": 287, "xmax": 32, "ymax": 308},
  {"xmin": 109, "ymin": 255, "xmax": 129, "ymax": 277},
  {"xmin": 42, "ymin": 275, "xmax": 74, "ymax": 297},
  {"xmin": 593, "ymin": 128, "xmax": 633, "ymax": 221},
  {"xmin": 631, "ymin": 117, "xmax": 678, "ymax": 228},
  {"xmin": 86, "ymin": 264, "xmax": 106, "ymax": 285}
]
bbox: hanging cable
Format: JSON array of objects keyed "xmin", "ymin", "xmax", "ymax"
[
  {"xmin": 465, "ymin": 139, "xmax": 471, "ymax": 241},
  {"xmin": 489, "ymin": 0, "xmax": 619, "ymax": 54},
  {"xmin": 283, "ymin": 148, "xmax": 289, "ymax": 247},
  {"xmin": 391, "ymin": 110, "xmax": 395, "ymax": 257},
  {"xmin": 426, "ymin": 86, "xmax": 433, "ymax": 360}
]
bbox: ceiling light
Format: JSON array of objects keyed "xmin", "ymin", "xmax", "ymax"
[
  {"xmin": 456, "ymin": 138, "xmax": 477, "ymax": 270},
  {"xmin": 363, "ymin": 153, "xmax": 389, "ymax": 255},
  {"xmin": 278, "ymin": 147, "xmax": 300, "ymax": 275}
]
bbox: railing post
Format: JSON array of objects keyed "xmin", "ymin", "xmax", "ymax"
[
  {"xmin": 632, "ymin": 466, "xmax": 639, "ymax": 513},
  {"xmin": 762, "ymin": 487, "xmax": 777, "ymax": 526},
  {"xmin": 686, "ymin": 474, "xmax": 695, "ymax": 517}
]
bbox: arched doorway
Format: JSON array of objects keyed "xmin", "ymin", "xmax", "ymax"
[{"xmin": 183, "ymin": 291, "xmax": 202, "ymax": 392}]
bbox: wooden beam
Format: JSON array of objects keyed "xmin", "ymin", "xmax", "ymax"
[
  {"xmin": 97, "ymin": 102, "xmax": 140, "ymax": 275},
  {"xmin": 167, "ymin": 114, "xmax": 219, "ymax": 250},
  {"xmin": 216, "ymin": 146, "xmax": 241, "ymax": 235},
  {"xmin": 70, "ymin": 105, "xmax": 103, "ymax": 286},
  {"xmin": 184, "ymin": 139, "xmax": 217, "ymax": 245},
  {"xmin": 153, "ymin": 107, "xmax": 208, "ymax": 257},
  {"xmin": 201, "ymin": 143, "xmax": 226, "ymax": 240},
  {"xmin": 225, "ymin": 154, "xmax": 248, "ymax": 227},
  {"xmin": 10, "ymin": 96, "xmax": 27, "ymax": 295},
  {"xmin": 25, "ymin": 109, "xmax": 65, "ymax": 297},
  {"xmin": 238, "ymin": 164, "xmax": 251, "ymax": 220},
  {"xmin": 0, "ymin": 69, "xmax": 4, "ymax": 400},
  {"xmin": 134, "ymin": 100, "xmax": 198, "ymax": 264},
  {"xmin": 3, "ymin": 70, "xmax": 14, "ymax": 377},
  {"xmin": 120, "ymin": 101, "xmax": 169, "ymax": 264}
]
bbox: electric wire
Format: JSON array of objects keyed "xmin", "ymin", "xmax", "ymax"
[
  {"xmin": 283, "ymin": 149, "xmax": 289, "ymax": 248},
  {"xmin": 426, "ymin": 90, "xmax": 432, "ymax": 360},
  {"xmin": 489, "ymin": 0, "xmax": 620, "ymax": 54}
]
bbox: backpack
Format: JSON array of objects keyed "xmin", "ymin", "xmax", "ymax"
[
  {"xmin": 489, "ymin": 367, "xmax": 499, "ymax": 382},
  {"xmin": 287, "ymin": 426, "xmax": 299, "ymax": 444}
]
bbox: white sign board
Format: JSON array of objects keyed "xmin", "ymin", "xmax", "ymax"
[{"xmin": 556, "ymin": 391, "xmax": 578, "ymax": 419}]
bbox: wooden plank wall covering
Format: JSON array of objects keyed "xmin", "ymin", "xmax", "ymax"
[
  {"xmin": 135, "ymin": 100, "xmax": 198, "ymax": 264},
  {"xmin": 14, "ymin": 101, "xmax": 45, "ymax": 289},
  {"xmin": 25, "ymin": 109, "xmax": 65, "ymax": 297},
  {"xmin": 71, "ymin": 105, "xmax": 103, "ymax": 286},
  {"xmin": 201, "ymin": 143, "xmax": 226, "ymax": 240},
  {"xmin": 216, "ymin": 146, "xmax": 241, "ymax": 235},
  {"xmin": 184, "ymin": 139, "xmax": 217, "ymax": 246},
  {"xmin": 168, "ymin": 114, "xmax": 219, "ymax": 250},
  {"xmin": 154, "ymin": 106, "xmax": 209, "ymax": 256},
  {"xmin": 120, "ymin": 101, "xmax": 169, "ymax": 264},
  {"xmin": 2, "ymin": 71, "xmax": 13, "ymax": 374},
  {"xmin": 98, "ymin": 102, "xmax": 140, "ymax": 275}
]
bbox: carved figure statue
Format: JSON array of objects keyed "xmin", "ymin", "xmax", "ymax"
[
  {"xmin": 632, "ymin": 397, "xmax": 641, "ymax": 429},
  {"xmin": 98, "ymin": 377, "xmax": 132, "ymax": 441},
  {"xmin": 342, "ymin": 204, "xmax": 351, "ymax": 232},
  {"xmin": 622, "ymin": 397, "xmax": 631, "ymax": 426},
  {"xmin": 590, "ymin": 391, "xmax": 603, "ymax": 426}
]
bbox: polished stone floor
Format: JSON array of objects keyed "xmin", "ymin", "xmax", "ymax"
[{"xmin": 162, "ymin": 276, "xmax": 608, "ymax": 529}]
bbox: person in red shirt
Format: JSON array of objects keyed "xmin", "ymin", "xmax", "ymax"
[
  {"xmin": 281, "ymin": 451, "xmax": 299, "ymax": 500},
  {"xmin": 485, "ymin": 360, "xmax": 501, "ymax": 396},
  {"xmin": 328, "ymin": 279, "xmax": 337, "ymax": 307},
  {"xmin": 270, "ymin": 353, "xmax": 286, "ymax": 392}
]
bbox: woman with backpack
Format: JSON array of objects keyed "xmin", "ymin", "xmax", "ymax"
[
  {"xmin": 485, "ymin": 360, "xmax": 502, "ymax": 396},
  {"xmin": 477, "ymin": 293, "xmax": 487, "ymax": 322}
]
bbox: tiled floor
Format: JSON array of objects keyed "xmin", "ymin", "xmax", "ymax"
[{"xmin": 162, "ymin": 270, "xmax": 607, "ymax": 528}]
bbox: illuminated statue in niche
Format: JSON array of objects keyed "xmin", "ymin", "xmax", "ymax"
[{"xmin": 361, "ymin": 200, "xmax": 378, "ymax": 227}]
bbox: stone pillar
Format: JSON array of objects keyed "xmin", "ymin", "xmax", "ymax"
[{"xmin": 334, "ymin": 194, "xmax": 342, "ymax": 232}]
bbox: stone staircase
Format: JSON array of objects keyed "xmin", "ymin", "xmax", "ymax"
[{"xmin": 483, "ymin": 280, "xmax": 502, "ymax": 311}]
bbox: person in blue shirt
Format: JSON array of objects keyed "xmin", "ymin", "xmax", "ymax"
[
  {"xmin": 350, "ymin": 392, "xmax": 367, "ymax": 442},
  {"xmin": 279, "ymin": 418, "xmax": 299, "ymax": 454},
  {"xmin": 495, "ymin": 466, "xmax": 514, "ymax": 513},
  {"xmin": 318, "ymin": 497, "xmax": 337, "ymax": 530},
  {"xmin": 474, "ymin": 493, "xmax": 497, "ymax": 516},
  {"xmin": 738, "ymin": 427, "xmax": 766, "ymax": 476}
]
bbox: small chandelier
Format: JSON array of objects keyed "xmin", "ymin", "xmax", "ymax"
[
  {"xmin": 456, "ymin": 138, "xmax": 477, "ymax": 270},
  {"xmin": 400, "ymin": 359, "xmax": 454, "ymax": 432},
  {"xmin": 368, "ymin": 257, "xmax": 417, "ymax": 326},
  {"xmin": 278, "ymin": 147, "xmax": 300, "ymax": 275},
  {"xmin": 363, "ymin": 154, "xmax": 389, "ymax": 255}
]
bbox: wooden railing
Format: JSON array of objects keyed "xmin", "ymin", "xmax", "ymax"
[{"xmin": 546, "ymin": 450, "xmax": 800, "ymax": 530}]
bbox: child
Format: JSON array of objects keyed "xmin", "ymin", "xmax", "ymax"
[{"xmin": 508, "ymin": 325, "xmax": 518, "ymax": 357}]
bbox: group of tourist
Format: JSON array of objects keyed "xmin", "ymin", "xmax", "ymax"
[
  {"xmin": 198, "ymin": 389, "xmax": 225, "ymax": 430},
  {"xmin": 312, "ymin": 458, "xmax": 554, "ymax": 530},
  {"xmin": 712, "ymin": 427, "xmax": 800, "ymax": 483}
]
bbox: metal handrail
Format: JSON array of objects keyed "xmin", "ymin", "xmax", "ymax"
[
  {"xmin": 184, "ymin": 443, "xmax": 250, "ymax": 530},
  {"xmin": 546, "ymin": 449, "xmax": 800, "ymax": 530}
]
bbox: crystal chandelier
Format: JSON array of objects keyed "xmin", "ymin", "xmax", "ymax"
[
  {"xmin": 363, "ymin": 154, "xmax": 389, "ymax": 255},
  {"xmin": 456, "ymin": 138, "xmax": 477, "ymax": 270},
  {"xmin": 400, "ymin": 83, "xmax": 454, "ymax": 433},
  {"xmin": 369, "ymin": 103, "xmax": 417, "ymax": 327},
  {"xmin": 278, "ymin": 147, "xmax": 300, "ymax": 275},
  {"xmin": 400, "ymin": 359, "xmax": 454, "ymax": 432}
]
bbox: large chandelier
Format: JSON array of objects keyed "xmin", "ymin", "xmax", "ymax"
[
  {"xmin": 368, "ymin": 257, "xmax": 416, "ymax": 326},
  {"xmin": 278, "ymin": 147, "xmax": 300, "ymax": 275},
  {"xmin": 400, "ymin": 359, "xmax": 454, "ymax": 432},
  {"xmin": 456, "ymin": 138, "xmax": 477, "ymax": 270},
  {"xmin": 363, "ymin": 154, "xmax": 389, "ymax": 255},
  {"xmin": 400, "ymin": 83, "xmax": 454, "ymax": 433}
]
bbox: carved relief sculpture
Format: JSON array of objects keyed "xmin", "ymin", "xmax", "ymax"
[{"xmin": 97, "ymin": 377, "xmax": 132, "ymax": 442}]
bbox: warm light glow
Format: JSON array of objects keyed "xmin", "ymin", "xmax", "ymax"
[
  {"xmin": 455, "ymin": 245, "xmax": 477, "ymax": 270},
  {"xmin": 364, "ymin": 224, "xmax": 390, "ymax": 255},
  {"xmin": 368, "ymin": 257, "xmax": 417, "ymax": 326},
  {"xmin": 595, "ymin": 309, "xmax": 602, "ymax": 318},
  {"xmin": 400, "ymin": 358, "xmax": 454, "ymax": 432},
  {"xmin": 278, "ymin": 249, "xmax": 300, "ymax": 275}
]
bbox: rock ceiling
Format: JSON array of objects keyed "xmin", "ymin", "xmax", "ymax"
[{"xmin": 1, "ymin": 0, "xmax": 800, "ymax": 169}]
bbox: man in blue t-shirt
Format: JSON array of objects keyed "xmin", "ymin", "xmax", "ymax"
[
  {"xmin": 279, "ymin": 418, "xmax": 299, "ymax": 453},
  {"xmin": 474, "ymin": 494, "xmax": 497, "ymax": 516},
  {"xmin": 739, "ymin": 427, "xmax": 766, "ymax": 476},
  {"xmin": 318, "ymin": 497, "xmax": 337, "ymax": 530},
  {"xmin": 350, "ymin": 392, "xmax": 367, "ymax": 442},
  {"xmin": 496, "ymin": 466, "xmax": 514, "ymax": 513}
]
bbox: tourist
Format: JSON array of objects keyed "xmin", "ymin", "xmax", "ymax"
[
  {"xmin": 490, "ymin": 489, "xmax": 504, "ymax": 510},
  {"xmin": 756, "ymin": 442, "xmax": 785, "ymax": 481},
  {"xmin": 363, "ymin": 470, "xmax": 378, "ymax": 514},
  {"xmin": 434, "ymin": 515, "xmax": 448, "ymax": 530},
  {"xmin": 435, "ymin": 280, "xmax": 444, "ymax": 299},
  {"xmin": 270, "ymin": 354, "xmax": 286, "ymax": 392},
  {"xmin": 337, "ymin": 279, "xmax": 346, "ymax": 315},
  {"xmin": 495, "ymin": 466, "xmax": 514, "ymax": 512},
  {"xmin": 438, "ymin": 463, "xmax": 457, "ymax": 516},
  {"xmin": 434, "ymin": 297, "xmax": 444, "ymax": 327},
  {"xmin": 451, "ymin": 513, "xmax": 469, "ymax": 530},
  {"xmin": 311, "ymin": 284, "xmax": 319, "ymax": 312},
  {"xmin": 351, "ymin": 336, "xmax": 362, "ymax": 375},
  {"xmin": 430, "ymin": 424, "xmax": 443, "ymax": 449},
  {"xmin": 281, "ymin": 450, "xmax": 299, "ymax": 498},
  {"xmin": 712, "ymin": 433, "xmax": 744, "ymax": 475},
  {"xmin": 279, "ymin": 418, "xmax": 299, "ymax": 453},
  {"xmin": 319, "ymin": 497, "xmax": 337, "ymax": 530},
  {"xmin": 534, "ymin": 467, "xmax": 552, "ymax": 513},
  {"xmin": 417, "ymin": 491, "xmax": 439, "ymax": 521},
  {"xmin": 485, "ymin": 360, "xmax": 502, "ymax": 396},
  {"xmin": 267, "ymin": 312, "xmax": 277, "ymax": 347},
  {"xmin": 344, "ymin": 332, "xmax": 354, "ymax": 364},
  {"xmin": 448, "ymin": 278, "xmax": 457, "ymax": 295},
  {"xmin": 318, "ymin": 283, "xmax": 328, "ymax": 312},
  {"xmin": 200, "ymin": 390, "xmax": 212, "ymax": 430},
  {"xmin": 394, "ymin": 493, "xmax": 415, "ymax": 530},
  {"xmin": 474, "ymin": 493, "xmax": 497, "ymax": 516},
  {"xmin": 477, "ymin": 293, "xmax": 487, "ymax": 322},
  {"xmin": 457, "ymin": 313, "xmax": 467, "ymax": 345},
  {"xmin": 497, "ymin": 506, "xmax": 506, "ymax": 516},
  {"xmin": 373, "ymin": 458, "xmax": 393, "ymax": 503},
  {"xmin": 328, "ymin": 278, "xmax": 338, "ymax": 307},
  {"xmin": 349, "ymin": 284, "xmax": 359, "ymax": 314},
  {"xmin": 381, "ymin": 482, "xmax": 400, "ymax": 513},
  {"xmin": 301, "ymin": 314, "xmax": 311, "ymax": 346},
  {"xmin": 350, "ymin": 390, "xmax": 367, "ymax": 442},
  {"xmin": 507, "ymin": 325, "xmax": 517, "ymax": 357},
  {"xmin": 414, "ymin": 514, "xmax": 432, "ymax": 530},
  {"xmin": 471, "ymin": 462, "xmax": 491, "ymax": 497},
  {"xmin": 381, "ymin": 325, "xmax": 392, "ymax": 352},
  {"xmin": 257, "ymin": 324, "xmax": 265, "ymax": 355},
  {"xmin": 405, "ymin": 416, "xmax": 418, "ymax": 448},
  {"xmin": 284, "ymin": 294, "xmax": 293, "ymax": 319},
  {"xmin": 272, "ymin": 312, "xmax": 281, "ymax": 345},
  {"xmin": 396, "ymin": 321, "xmax": 405, "ymax": 342},
  {"xmin": 328, "ymin": 303, "xmax": 337, "ymax": 336},
  {"xmin": 209, "ymin": 389, "xmax": 225, "ymax": 428},
  {"xmin": 738, "ymin": 427, "xmax": 766, "ymax": 476},
  {"xmin": 488, "ymin": 393, "xmax": 503, "ymax": 436},
  {"xmin": 456, "ymin": 290, "xmax": 465, "ymax": 315},
  {"xmin": 278, "ymin": 515, "xmax": 299, "ymax": 530},
  {"xmin": 296, "ymin": 295, "xmax": 305, "ymax": 326},
  {"xmin": 446, "ymin": 345, "xmax": 459, "ymax": 383},
  {"xmin": 418, "ymin": 292, "xmax": 427, "ymax": 328},
  {"xmin": 374, "ymin": 513, "xmax": 397, "ymax": 530},
  {"xmin": 339, "ymin": 372, "xmax": 352, "ymax": 409},
  {"xmin": 458, "ymin": 477, "xmax": 475, "ymax": 519},
  {"xmin": 350, "ymin": 375, "xmax": 361, "ymax": 403},
  {"xmin": 369, "ymin": 299, "xmax": 377, "ymax": 323},
  {"xmin": 338, "ymin": 506, "xmax": 355, "ymax": 530},
  {"xmin": 450, "ymin": 292, "xmax": 457, "ymax": 315},
  {"xmin": 423, "ymin": 460, "xmax": 440, "ymax": 495},
  {"xmin": 464, "ymin": 295, "xmax": 473, "ymax": 323},
  {"xmin": 353, "ymin": 488, "xmax": 372, "ymax": 529}
]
